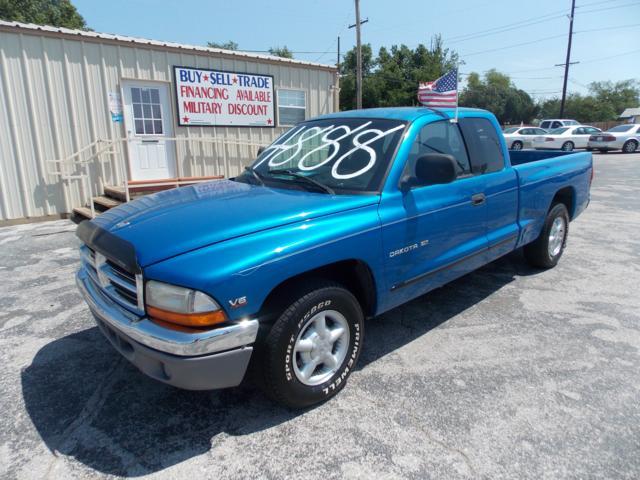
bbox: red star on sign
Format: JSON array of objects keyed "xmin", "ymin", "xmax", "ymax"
[
  {"xmin": 232, "ymin": 76, "xmax": 238, "ymax": 84},
  {"xmin": 183, "ymin": 116, "xmax": 189, "ymax": 123},
  {"xmin": 203, "ymin": 74, "xmax": 209, "ymax": 82},
  {"xmin": 267, "ymin": 118, "xmax": 272, "ymax": 125}
]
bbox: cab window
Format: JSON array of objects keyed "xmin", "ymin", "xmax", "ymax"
[
  {"xmin": 458, "ymin": 117, "xmax": 504, "ymax": 174},
  {"xmin": 404, "ymin": 120, "xmax": 471, "ymax": 178}
]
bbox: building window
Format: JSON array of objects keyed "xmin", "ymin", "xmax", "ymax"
[
  {"xmin": 277, "ymin": 89, "xmax": 306, "ymax": 126},
  {"xmin": 132, "ymin": 87, "xmax": 163, "ymax": 135}
]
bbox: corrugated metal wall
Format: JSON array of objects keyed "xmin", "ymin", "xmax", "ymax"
[{"xmin": 0, "ymin": 27, "xmax": 336, "ymax": 221}]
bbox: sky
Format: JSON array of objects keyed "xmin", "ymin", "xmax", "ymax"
[{"xmin": 73, "ymin": 0, "xmax": 640, "ymax": 99}]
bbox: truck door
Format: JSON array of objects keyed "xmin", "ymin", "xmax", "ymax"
[
  {"xmin": 379, "ymin": 120, "xmax": 489, "ymax": 308},
  {"xmin": 458, "ymin": 117, "xmax": 519, "ymax": 262}
]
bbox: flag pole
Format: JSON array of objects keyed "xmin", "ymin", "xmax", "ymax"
[{"xmin": 452, "ymin": 66, "xmax": 459, "ymax": 124}]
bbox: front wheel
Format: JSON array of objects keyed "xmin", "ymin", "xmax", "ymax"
[
  {"xmin": 524, "ymin": 203, "xmax": 570, "ymax": 269},
  {"xmin": 260, "ymin": 282, "xmax": 364, "ymax": 408},
  {"xmin": 561, "ymin": 141, "xmax": 574, "ymax": 152}
]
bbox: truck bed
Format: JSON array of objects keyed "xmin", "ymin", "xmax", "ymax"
[
  {"xmin": 508, "ymin": 149, "xmax": 576, "ymax": 166},
  {"xmin": 509, "ymin": 150, "xmax": 592, "ymax": 248}
]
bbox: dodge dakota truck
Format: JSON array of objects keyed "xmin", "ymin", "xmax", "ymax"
[{"xmin": 76, "ymin": 107, "xmax": 592, "ymax": 407}]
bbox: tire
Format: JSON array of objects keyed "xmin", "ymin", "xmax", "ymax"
[
  {"xmin": 511, "ymin": 141, "xmax": 523, "ymax": 151},
  {"xmin": 524, "ymin": 203, "xmax": 570, "ymax": 269},
  {"xmin": 561, "ymin": 141, "xmax": 574, "ymax": 152},
  {"xmin": 622, "ymin": 140, "xmax": 638, "ymax": 153},
  {"xmin": 260, "ymin": 281, "xmax": 364, "ymax": 408}
]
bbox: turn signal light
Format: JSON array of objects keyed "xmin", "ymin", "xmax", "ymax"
[{"xmin": 147, "ymin": 305, "xmax": 227, "ymax": 327}]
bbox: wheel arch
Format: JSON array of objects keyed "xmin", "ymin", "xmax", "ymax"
[
  {"xmin": 258, "ymin": 259, "xmax": 378, "ymax": 321},
  {"xmin": 551, "ymin": 186, "xmax": 576, "ymax": 219}
]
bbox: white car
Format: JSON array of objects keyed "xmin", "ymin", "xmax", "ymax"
[
  {"xmin": 532, "ymin": 125, "xmax": 602, "ymax": 151},
  {"xmin": 539, "ymin": 119, "xmax": 580, "ymax": 130},
  {"xmin": 587, "ymin": 124, "xmax": 640, "ymax": 153},
  {"xmin": 503, "ymin": 126, "xmax": 549, "ymax": 150}
]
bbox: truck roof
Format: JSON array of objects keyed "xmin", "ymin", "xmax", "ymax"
[{"xmin": 314, "ymin": 106, "xmax": 491, "ymax": 123}]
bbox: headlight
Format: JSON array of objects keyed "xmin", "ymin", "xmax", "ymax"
[{"xmin": 145, "ymin": 280, "xmax": 227, "ymax": 328}]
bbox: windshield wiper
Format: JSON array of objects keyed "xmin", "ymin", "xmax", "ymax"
[
  {"xmin": 267, "ymin": 169, "xmax": 335, "ymax": 195},
  {"xmin": 244, "ymin": 166, "xmax": 265, "ymax": 186}
]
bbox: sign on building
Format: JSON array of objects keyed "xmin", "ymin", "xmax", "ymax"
[{"xmin": 174, "ymin": 66, "xmax": 275, "ymax": 127}]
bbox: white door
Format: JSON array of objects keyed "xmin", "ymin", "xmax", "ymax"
[{"xmin": 123, "ymin": 81, "xmax": 177, "ymax": 181}]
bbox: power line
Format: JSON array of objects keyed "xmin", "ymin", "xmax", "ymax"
[
  {"xmin": 446, "ymin": 12, "xmax": 567, "ymax": 44},
  {"xmin": 574, "ymin": 22, "xmax": 640, "ymax": 33}
]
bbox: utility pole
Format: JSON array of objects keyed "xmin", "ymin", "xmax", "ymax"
[
  {"xmin": 337, "ymin": 36, "xmax": 341, "ymax": 72},
  {"xmin": 559, "ymin": 0, "xmax": 576, "ymax": 117},
  {"xmin": 348, "ymin": 1, "xmax": 368, "ymax": 109},
  {"xmin": 354, "ymin": 0, "xmax": 362, "ymax": 109}
]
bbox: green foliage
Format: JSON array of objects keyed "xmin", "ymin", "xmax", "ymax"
[
  {"xmin": 268, "ymin": 46, "xmax": 294, "ymax": 59},
  {"xmin": 538, "ymin": 80, "xmax": 639, "ymax": 122},
  {"xmin": 459, "ymin": 69, "xmax": 538, "ymax": 124},
  {"xmin": 0, "ymin": 0, "xmax": 86, "ymax": 29},
  {"xmin": 207, "ymin": 40, "xmax": 239, "ymax": 51},
  {"xmin": 339, "ymin": 35, "xmax": 459, "ymax": 111}
]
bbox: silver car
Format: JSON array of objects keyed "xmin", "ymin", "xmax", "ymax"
[
  {"xmin": 587, "ymin": 124, "xmax": 640, "ymax": 153},
  {"xmin": 503, "ymin": 126, "xmax": 548, "ymax": 150},
  {"xmin": 532, "ymin": 125, "xmax": 602, "ymax": 151}
]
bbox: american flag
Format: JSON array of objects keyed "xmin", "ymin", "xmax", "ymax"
[{"xmin": 417, "ymin": 69, "xmax": 458, "ymax": 108}]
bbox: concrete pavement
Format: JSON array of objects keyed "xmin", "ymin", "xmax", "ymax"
[{"xmin": 1, "ymin": 153, "xmax": 639, "ymax": 479}]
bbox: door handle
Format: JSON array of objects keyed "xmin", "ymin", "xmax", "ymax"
[{"xmin": 471, "ymin": 193, "xmax": 486, "ymax": 206}]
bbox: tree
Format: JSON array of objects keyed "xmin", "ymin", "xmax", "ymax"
[
  {"xmin": 538, "ymin": 80, "xmax": 639, "ymax": 123},
  {"xmin": 268, "ymin": 46, "xmax": 293, "ymax": 59},
  {"xmin": 459, "ymin": 69, "xmax": 538, "ymax": 124},
  {"xmin": 207, "ymin": 40, "xmax": 238, "ymax": 50},
  {"xmin": 339, "ymin": 35, "xmax": 459, "ymax": 111},
  {"xmin": 0, "ymin": 0, "xmax": 86, "ymax": 29}
]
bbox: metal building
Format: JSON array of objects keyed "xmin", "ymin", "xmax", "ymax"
[{"xmin": 0, "ymin": 20, "xmax": 338, "ymax": 222}]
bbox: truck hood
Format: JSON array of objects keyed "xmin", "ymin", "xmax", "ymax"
[{"xmin": 91, "ymin": 180, "xmax": 379, "ymax": 267}]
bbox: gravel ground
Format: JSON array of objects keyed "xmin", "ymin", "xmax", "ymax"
[{"xmin": 0, "ymin": 153, "xmax": 639, "ymax": 480}]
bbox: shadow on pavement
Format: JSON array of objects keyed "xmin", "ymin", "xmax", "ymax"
[{"xmin": 22, "ymin": 249, "xmax": 539, "ymax": 476}]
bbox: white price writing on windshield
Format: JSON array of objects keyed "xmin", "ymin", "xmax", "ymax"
[{"xmin": 255, "ymin": 122, "xmax": 405, "ymax": 179}]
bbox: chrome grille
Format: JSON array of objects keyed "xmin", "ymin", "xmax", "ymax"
[{"xmin": 80, "ymin": 244, "xmax": 144, "ymax": 314}]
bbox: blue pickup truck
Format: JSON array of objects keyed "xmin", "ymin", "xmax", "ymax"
[{"xmin": 76, "ymin": 107, "xmax": 592, "ymax": 407}]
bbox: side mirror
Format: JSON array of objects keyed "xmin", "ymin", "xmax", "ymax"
[
  {"xmin": 257, "ymin": 146, "xmax": 266, "ymax": 157},
  {"xmin": 400, "ymin": 153, "xmax": 457, "ymax": 191}
]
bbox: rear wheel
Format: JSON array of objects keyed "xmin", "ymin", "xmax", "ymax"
[
  {"xmin": 511, "ymin": 141, "xmax": 523, "ymax": 151},
  {"xmin": 622, "ymin": 140, "xmax": 638, "ymax": 153},
  {"xmin": 524, "ymin": 203, "xmax": 570, "ymax": 269},
  {"xmin": 561, "ymin": 141, "xmax": 574, "ymax": 152},
  {"xmin": 260, "ymin": 282, "xmax": 364, "ymax": 408}
]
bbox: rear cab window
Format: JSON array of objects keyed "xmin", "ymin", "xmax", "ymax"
[{"xmin": 458, "ymin": 117, "xmax": 505, "ymax": 174}]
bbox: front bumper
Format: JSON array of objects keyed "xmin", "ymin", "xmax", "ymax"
[{"xmin": 76, "ymin": 268, "xmax": 259, "ymax": 390}]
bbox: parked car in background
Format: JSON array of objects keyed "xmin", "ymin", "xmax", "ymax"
[
  {"xmin": 503, "ymin": 126, "xmax": 548, "ymax": 150},
  {"xmin": 587, "ymin": 124, "xmax": 640, "ymax": 153},
  {"xmin": 539, "ymin": 119, "xmax": 580, "ymax": 130},
  {"xmin": 533, "ymin": 125, "xmax": 602, "ymax": 151}
]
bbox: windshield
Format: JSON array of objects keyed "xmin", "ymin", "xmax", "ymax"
[
  {"xmin": 241, "ymin": 118, "xmax": 406, "ymax": 193},
  {"xmin": 503, "ymin": 127, "xmax": 519, "ymax": 134},
  {"xmin": 607, "ymin": 125, "xmax": 633, "ymax": 132},
  {"xmin": 549, "ymin": 127, "xmax": 569, "ymax": 135}
]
